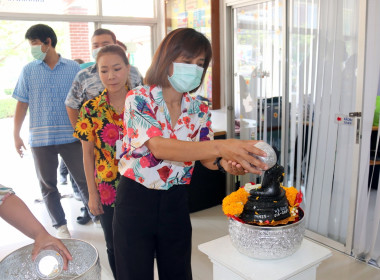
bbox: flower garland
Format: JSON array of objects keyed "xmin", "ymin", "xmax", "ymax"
[{"xmin": 222, "ymin": 188, "xmax": 250, "ymax": 217}]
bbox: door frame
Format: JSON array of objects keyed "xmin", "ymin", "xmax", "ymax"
[{"xmin": 221, "ymin": 0, "xmax": 367, "ymax": 255}]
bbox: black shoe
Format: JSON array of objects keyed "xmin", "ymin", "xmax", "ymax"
[{"xmin": 76, "ymin": 209, "xmax": 91, "ymax": 225}]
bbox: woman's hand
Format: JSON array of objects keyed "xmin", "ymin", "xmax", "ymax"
[
  {"xmin": 223, "ymin": 159, "xmax": 247, "ymax": 176},
  {"xmin": 88, "ymin": 192, "xmax": 104, "ymax": 216},
  {"xmin": 32, "ymin": 232, "xmax": 72, "ymax": 270},
  {"xmin": 217, "ymin": 139, "xmax": 268, "ymax": 174}
]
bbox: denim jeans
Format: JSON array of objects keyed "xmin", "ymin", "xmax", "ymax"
[{"xmin": 31, "ymin": 141, "xmax": 95, "ymax": 228}]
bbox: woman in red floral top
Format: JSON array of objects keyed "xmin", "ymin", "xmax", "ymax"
[
  {"xmin": 114, "ymin": 28, "xmax": 269, "ymax": 280},
  {"xmin": 74, "ymin": 45, "xmax": 129, "ymax": 279}
]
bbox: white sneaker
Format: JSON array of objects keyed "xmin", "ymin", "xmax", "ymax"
[
  {"xmin": 56, "ymin": 224, "xmax": 71, "ymax": 239},
  {"xmin": 93, "ymin": 219, "xmax": 102, "ymax": 228}
]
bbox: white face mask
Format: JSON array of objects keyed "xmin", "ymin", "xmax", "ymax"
[{"xmin": 92, "ymin": 47, "xmax": 102, "ymax": 60}]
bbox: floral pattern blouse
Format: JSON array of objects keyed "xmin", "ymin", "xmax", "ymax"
[
  {"xmin": 74, "ymin": 89, "xmax": 125, "ymax": 206},
  {"xmin": 118, "ymin": 85, "xmax": 214, "ymax": 190},
  {"xmin": 0, "ymin": 185, "xmax": 14, "ymax": 206}
]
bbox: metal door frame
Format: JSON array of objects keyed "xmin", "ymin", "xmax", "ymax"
[{"xmin": 221, "ymin": 0, "xmax": 367, "ymax": 255}]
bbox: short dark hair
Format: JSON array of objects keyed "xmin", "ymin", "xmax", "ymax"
[
  {"xmin": 74, "ymin": 58, "xmax": 85, "ymax": 64},
  {"xmin": 92, "ymin": 28, "xmax": 116, "ymax": 44},
  {"xmin": 116, "ymin": 40, "xmax": 127, "ymax": 51},
  {"xmin": 144, "ymin": 28, "xmax": 212, "ymax": 93},
  {"xmin": 25, "ymin": 24, "xmax": 57, "ymax": 47},
  {"xmin": 96, "ymin": 45, "xmax": 131, "ymax": 88}
]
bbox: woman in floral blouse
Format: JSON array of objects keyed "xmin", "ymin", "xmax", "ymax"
[
  {"xmin": 74, "ymin": 45, "xmax": 129, "ymax": 279},
  {"xmin": 113, "ymin": 28, "xmax": 269, "ymax": 280}
]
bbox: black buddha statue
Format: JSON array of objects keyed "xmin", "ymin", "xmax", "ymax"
[{"xmin": 239, "ymin": 162, "xmax": 290, "ymax": 224}]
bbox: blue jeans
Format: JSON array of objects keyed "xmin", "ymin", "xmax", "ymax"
[{"xmin": 31, "ymin": 141, "xmax": 95, "ymax": 228}]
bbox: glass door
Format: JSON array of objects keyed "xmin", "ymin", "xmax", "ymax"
[
  {"xmin": 233, "ymin": 0, "xmax": 284, "ymax": 187},
  {"xmin": 229, "ymin": 0, "xmax": 362, "ymax": 252},
  {"xmin": 286, "ymin": 0, "xmax": 360, "ymax": 251}
]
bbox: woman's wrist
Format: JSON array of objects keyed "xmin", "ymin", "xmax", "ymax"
[{"xmin": 213, "ymin": 157, "xmax": 226, "ymax": 173}]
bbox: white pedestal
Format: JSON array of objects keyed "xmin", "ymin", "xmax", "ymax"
[{"xmin": 198, "ymin": 236, "xmax": 332, "ymax": 280}]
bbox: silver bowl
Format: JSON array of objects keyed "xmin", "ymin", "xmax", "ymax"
[
  {"xmin": 229, "ymin": 209, "xmax": 305, "ymax": 259},
  {"xmin": 0, "ymin": 239, "xmax": 101, "ymax": 280}
]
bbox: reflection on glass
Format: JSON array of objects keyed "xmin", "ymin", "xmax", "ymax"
[
  {"xmin": 233, "ymin": 0, "xmax": 283, "ymax": 185},
  {"xmin": 288, "ymin": 0, "xmax": 360, "ymax": 245},
  {"xmin": 35, "ymin": 250, "xmax": 63, "ymax": 279},
  {"xmin": 0, "ymin": 20, "xmax": 94, "ymax": 100},
  {"xmin": 101, "ymin": 24, "xmax": 152, "ymax": 77},
  {"xmin": 102, "ymin": 0, "xmax": 154, "ymax": 17},
  {"xmin": 0, "ymin": 0, "xmax": 97, "ymax": 15},
  {"xmin": 38, "ymin": 256, "xmax": 59, "ymax": 278},
  {"xmin": 165, "ymin": 0, "xmax": 212, "ymax": 105}
]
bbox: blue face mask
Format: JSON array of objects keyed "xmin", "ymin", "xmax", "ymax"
[
  {"xmin": 168, "ymin": 62, "xmax": 204, "ymax": 93},
  {"xmin": 31, "ymin": 45, "xmax": 49, "ymax": 61}
]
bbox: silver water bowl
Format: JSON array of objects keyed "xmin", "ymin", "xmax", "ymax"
[
  {"xmin": 229, "ymin": 209, "xmax": 305, "ymax": 259},
  {"xmin": 0, "ymin": 239, "xmax": 100, "ymax": 279}
]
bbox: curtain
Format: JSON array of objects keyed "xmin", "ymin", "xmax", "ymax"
[
  {"xmin": 287, "ymin": 0, "xmax": 359, "ymax": 244},
  {"xmin": 352, "ymin": 0, "xmax": 380, "ymax": 267}
]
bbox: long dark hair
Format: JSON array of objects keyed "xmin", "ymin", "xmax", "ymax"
[{"xmin": 144, "ymin": 28, "xmax": 212, "ymax": 93}]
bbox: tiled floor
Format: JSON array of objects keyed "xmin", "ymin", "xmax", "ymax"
[{"xmin": 1, "ymin": 117, "xmax": 379, "ymax": 279}]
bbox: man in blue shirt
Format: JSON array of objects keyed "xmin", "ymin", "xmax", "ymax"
[{"xmin": 12, "ymin": 24, "xmax": 94, "ymax": 238}]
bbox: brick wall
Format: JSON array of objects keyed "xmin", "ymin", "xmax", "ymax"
[{"xmin": 66, "ymin": 4, "xmax": 91, "ymax": 62}]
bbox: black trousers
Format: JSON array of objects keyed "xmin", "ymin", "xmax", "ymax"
[
  {"xmin": 113, "ymin": 176, "xmax": 192, "ymax": 280},
  {"xmin": 99, "ymin": 204, "xmax": 117, "ymax": 279}
]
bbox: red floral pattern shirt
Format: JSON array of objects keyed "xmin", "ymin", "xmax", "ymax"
[
  {"xmin": 74, "ymin": 89, "xmax": 125, "ymax": 206},
  {"xmin": 119, "ymin": 85, "xmax": 214, "ymax": 190}
]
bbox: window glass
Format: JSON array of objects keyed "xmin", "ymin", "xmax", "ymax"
[
  {"xmin": 165, "ymin": 0, "xmax": 212, "ymax": 104},
  {"xmin": 0, "ymin": 0, "xmax": 97, "ymax": 15},
  {"xmin": 102, "ymin": 24, "xmax": 152, "ymax": 77},
  {"xmin": 102, "ymin": 0, "xmax": 154, "ymax": 17},
  {"xmin": 0, "ymin": 20, "xmax": 94, "ymax": 98}
]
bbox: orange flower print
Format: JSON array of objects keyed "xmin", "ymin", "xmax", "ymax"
[
  {"xmin": 127, "ymin": 128, "xmax": 138, "ymax": 139},
  {"xmin": 97, "ymin": 160, "xmax": 108, "ymax": 178},
  {"xmin": 77, "ymin": 119, "xmax": 91, "ymax": 136},
  {"xmin": 158, "ymin": 121, "xmax": 166, "ymax": 130},
  {"xmin": 92, "ymin": 118, "xmax": 102, "ymax": 131},
  {"xmin": 103, "ymin": 149, "xmax": 112, "ymax": 163},
  {"xmin": 183, "ymin": 116, "xmax": 191, "ymax": 125}
]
